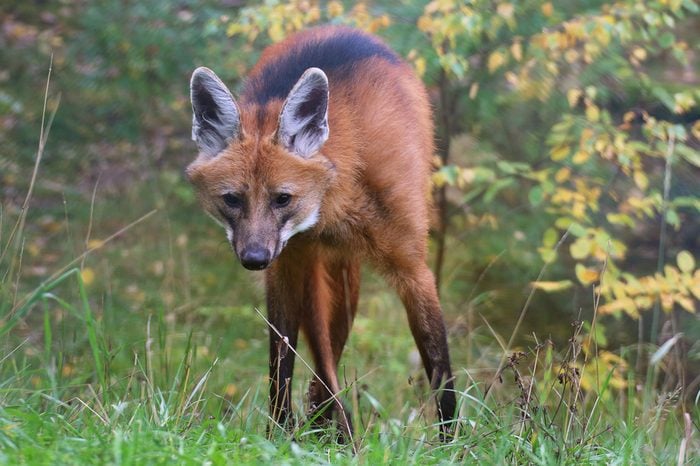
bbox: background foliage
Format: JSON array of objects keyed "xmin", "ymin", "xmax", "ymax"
[{"xmin": 1, "ymin": 0, "xmax": 698, "ymax": 463}]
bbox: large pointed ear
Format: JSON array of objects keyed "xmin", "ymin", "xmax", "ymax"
[
  {"xmin": 277, "ymin": 68, "xmax": 329, "ymax": 158},
  {"xmin": 190, "ymin": 67, "xmax": 240, "ymax": 158}
]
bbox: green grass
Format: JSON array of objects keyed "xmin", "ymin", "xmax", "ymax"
[
  {"xmin": 1, "ymin": 74, "xmax": 696, "ymax": 465},
  {"xmin": 1, "ymin": 208, "xmax": 695, "ymax": 464},
  {"xmin": 0, "ymin": 299, "xmax": 693, "ymax": 465}
]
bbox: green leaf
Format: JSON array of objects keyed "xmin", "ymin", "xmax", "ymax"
[
  {"xmin": 671, "ymin": 196, "xmax": 700, "ymax": 210},
  {"xmin": 528, "ymin": 186, "xmax": 544, "ymax": 206},
  {"xmin": 570, "ymin": 236, "xmax": 591, "ymax": 260},
  {"xmin": 461, "ymin": 187, "xmax": 486, "ymax": 205},
  {"xmin": 497, "ymin": 160, "xmax": 529, "ymax": 174},
  {"xmin": 543, "ymin": 227, "xmax": 558, "ymax": 248},
  {"xmin": 483, "ymin": 178, "xmax": 514, "ymax": 203},
  {"xmin": 607, "ymin": 213, "xmax": 635, "ymax": 228},
  {"xmin": 569, "ymin": 222, "xmax": 588, "ymax": 238},
  {"xmin": 684, "ymin": 0, "xmax": 700, "ymax": 12},
  {"xmin": 652, "ymin": 87, "xmax": 675, "ymax": 111},
  {"xmin": 658, "ymin": 32, "xmax": 674, "ymax": 48},
  {"xmin": 436, "ymin": 165, "xmax": 461, "ymax": 186},
  {"xmin": 676, "ymin": 144, "xmax": 700, "ymax": 167},
  {"xmin": 473, "ymin": 167, "xmax": 496, "ymax": 183},
  {"xmin": 668, "ymin": 124, "xmax": 687, "ymax": 141},
  {"xmin": 677, "ymin": 250, "xmax": 695, "ymax": 273},
  {"xmin": 539, "ymin": 248, "xmax": 557, "ymax": 263},
  {"xmin": 531, "ymin": 280, "xmax": 573, "ymax": 292},
  {"xmin": 666, "ymin": 209, "xmax": 680, "ymax": 229}
]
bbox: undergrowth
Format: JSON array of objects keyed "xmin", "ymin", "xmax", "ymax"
[{"xmin": 1, "ymin": 57, "xmax": 697, "ymax": 466}]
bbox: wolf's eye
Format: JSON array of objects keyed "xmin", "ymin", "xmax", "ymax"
[
  {"xmin": 274, "ymin": 193, "xmax": 292, "ymax": 208},
  {"xmin": 222, "ymin": 193, "xmax": 242, "ymax": 208}
]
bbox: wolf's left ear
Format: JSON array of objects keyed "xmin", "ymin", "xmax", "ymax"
[
  {"xmin": 190, "ymin": 67, "xmax": 241, "ymax": 158},
  {"xmin": 277, "ymin": 68, "xmax": 329, "ymax": 158}
]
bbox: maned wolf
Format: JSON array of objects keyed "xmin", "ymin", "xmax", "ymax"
[{"xmin": 187, "ymin": 26, "xmax": 455, "ymax": 438}]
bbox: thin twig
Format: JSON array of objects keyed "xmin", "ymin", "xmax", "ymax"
[
  {"xmin": 252, "ymin": 307, "xmax": 357, "ymax": 453},
  {"xmin": 10, "ymin": 209, "xmax": 158, "ymax": 315},
  {"xmin": 485, "ymin": 225, "xmax": 572, "ymax": 400},
  {"xmin": 0, "ymin": 56, "xmax": 56, "ymax": 267},
  {"xmin": 579, "ymin": 241, "xmax": 611, "ymax": 439},
  {"xmin": 81, "ymin": 175, "xmax": 102, "ymax": 270},
  {"xmin": 650, "ymin": 132, "xmax": 675, "ymax": 346},
  {"xmin": 646, "ymin": 131, "xmax": 676, "ymax": 409}
]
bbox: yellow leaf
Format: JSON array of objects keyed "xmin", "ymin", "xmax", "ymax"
[
  {"xmin": 692, "ymin": 120, "xmax": 700, "ymax": 140},
  {"xmin": 414, "ymin": 56, "xmax": 426, "ymax": 77},
  {"xmin": 635, "ymin": 296, "xmax": 653, "ymax": 310},
  {"xmin": 661, "ymin": 293, "xmax": 674, "ymax": 312},
  {"xmin": 632, "ymin": 47, "xmax": 647, "ymax": 61},
  {"xmin": 531, "ymin": 280, "xmax": 573, "ymax": 292},
  {"xmin": 62, "ymin": 364, "xmax": 75, "ymax": 377},
  {"xmin": 689, "ymin": 271, "xmax": 700, "ymax": 300},
  {"xmin": 677, "ymin": 250, "xmax": 695, "ymax": 273},
  {"xmin": 551, "ymin": 145, "xmax": 570, "ymax": 161},
  {"xmin": 504, "ymin": 71, "xmax": 518, "ymax": 86},
  {"xmin": 327, "ymin": 0, "xmax": 344, "ymax": 17},
  {"xmin": 571, "ymin": 201, "xmax": 586, "ymax": 219},
  {"xmin": 369, "ymin": 15, "xmax": 392, "ymax": 32},
  {"xmin": 585, "ymin": 86, "xmax": 598, "ymax": 100},
  {"xmin": 572, "ymin": 150, "xmax": 591, "ymax": 164},
  {"xmin": 567, "ymin": 88, "xmax": 582, "ymax": 108},
  {"xmin": 87, "ymin": 239, "xmax": 105, "ymax": 249},
  {"xmin": 469, "ymin": 82, "xmax": 479, "ymax": 99},
  {"xmin": 431, "ymin": 171, "xmax": 448, "ymax": 188},
  {"xmin": 555, "ymin": 167, "xmax": 571, "ymax": 183},
  {"xmin": 27, "ymin": 243, "xmax": 41, "ymax": 257},
  {"xmin": 580, "ymin": 127, "xmax": 595, "ymax": 145},
  {"xmin": 564, "ymin": 49, "xmax": 579, "ymax": 63},
  {"xmin": 497, "ymin": 2, "xmax": 514, "ymax": 19},
  {"xmin": 268, "ymin": 21, "xmax": 285, "ymax": 42},
  {"xmin": 586, "ymin": 104, "xmax": 600, "ymax": 122},
  {"xmin": 623, "ymin": 111, "xmax": 636, "ymax": 123},
  {"xmin": 541, "ymin": 2, "xmax": 553, "ymax": 17},
  {"xmin": 633, "ymin": 170, "xmax": 649, "ymax": 191},
  {"xmin": 576, "ymin": 263, "xmax": 599, "ymax": 285},
  {"xmin": 417, "ymin": 15, "xmax": 433, "ymax": 32},
  {"xmin": 306, "ymin": 6, "xmax": 321, "ymax": 23},
  {"xmin": 592, "ymin": 24, "xmax": 610, "ymax": 47},
  {"xmin": 424, "ymin": 1, "xmax": 441, "ymax": 14},
  {"xmin": 225, "ymin": 383, "xmax": 238, "ymax": 397},
  {"xmin": 511, "ymin": 41, "xmax": 522, "ymax": 61},
  {"xmin": 676, "ymin": 295, "xmax": 696, "ymax": 313},
  {"xmin": 488, "ymin": 51, "xmax": 506, "ymax": 73},
  {"xmin": 81, "ymin": 267, "xmax": 95, "ymax": 286},
  {"xmin": 600, "ymin": 298, "xmax": 638, "ymax": 317}
]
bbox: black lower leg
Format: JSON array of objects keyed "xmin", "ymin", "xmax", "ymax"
[{"xmin": 268, "ymin": 326, "xmax": 298, "ymax": 433}]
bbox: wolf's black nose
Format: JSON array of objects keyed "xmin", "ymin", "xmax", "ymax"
[{"xmin": 240, "ymin": 246, "xmax": 271, "ymax": 270}]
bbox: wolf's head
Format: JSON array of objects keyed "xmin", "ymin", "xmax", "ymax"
[{"xmin": 186, "ymin": 67, "xmax": 335, "ymax": 270}]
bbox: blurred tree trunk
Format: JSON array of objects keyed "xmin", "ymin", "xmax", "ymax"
[{"xmin": 433, "ymin": 70, "xmax": 453, "ymax": 294}]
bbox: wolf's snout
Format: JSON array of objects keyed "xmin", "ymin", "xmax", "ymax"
[{"xmin": 239, "ymin": 245, "xmax": 271, "ymax": 270}]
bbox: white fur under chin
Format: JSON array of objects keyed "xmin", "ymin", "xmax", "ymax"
[{"xmin": 281, "ymin": 207, "xmax": 320, "ymax": 243}]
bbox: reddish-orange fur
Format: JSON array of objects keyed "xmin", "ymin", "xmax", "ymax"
[{"xmin": 187, "ymin": 26, "xmax": 455, "ymax": 439}]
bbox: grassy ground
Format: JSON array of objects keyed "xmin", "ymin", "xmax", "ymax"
[{"xmin": 1, "ymin": 90, "xmax": 697, "ymax": 465}]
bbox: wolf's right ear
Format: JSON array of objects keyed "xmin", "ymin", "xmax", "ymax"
[
  {"xmin": 190, "ymin": 67, "xmax": 241, "ymax": 158},
  {"xmin": 277, "ymin": 68, "xmax": 329, "ymax": 158}
]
